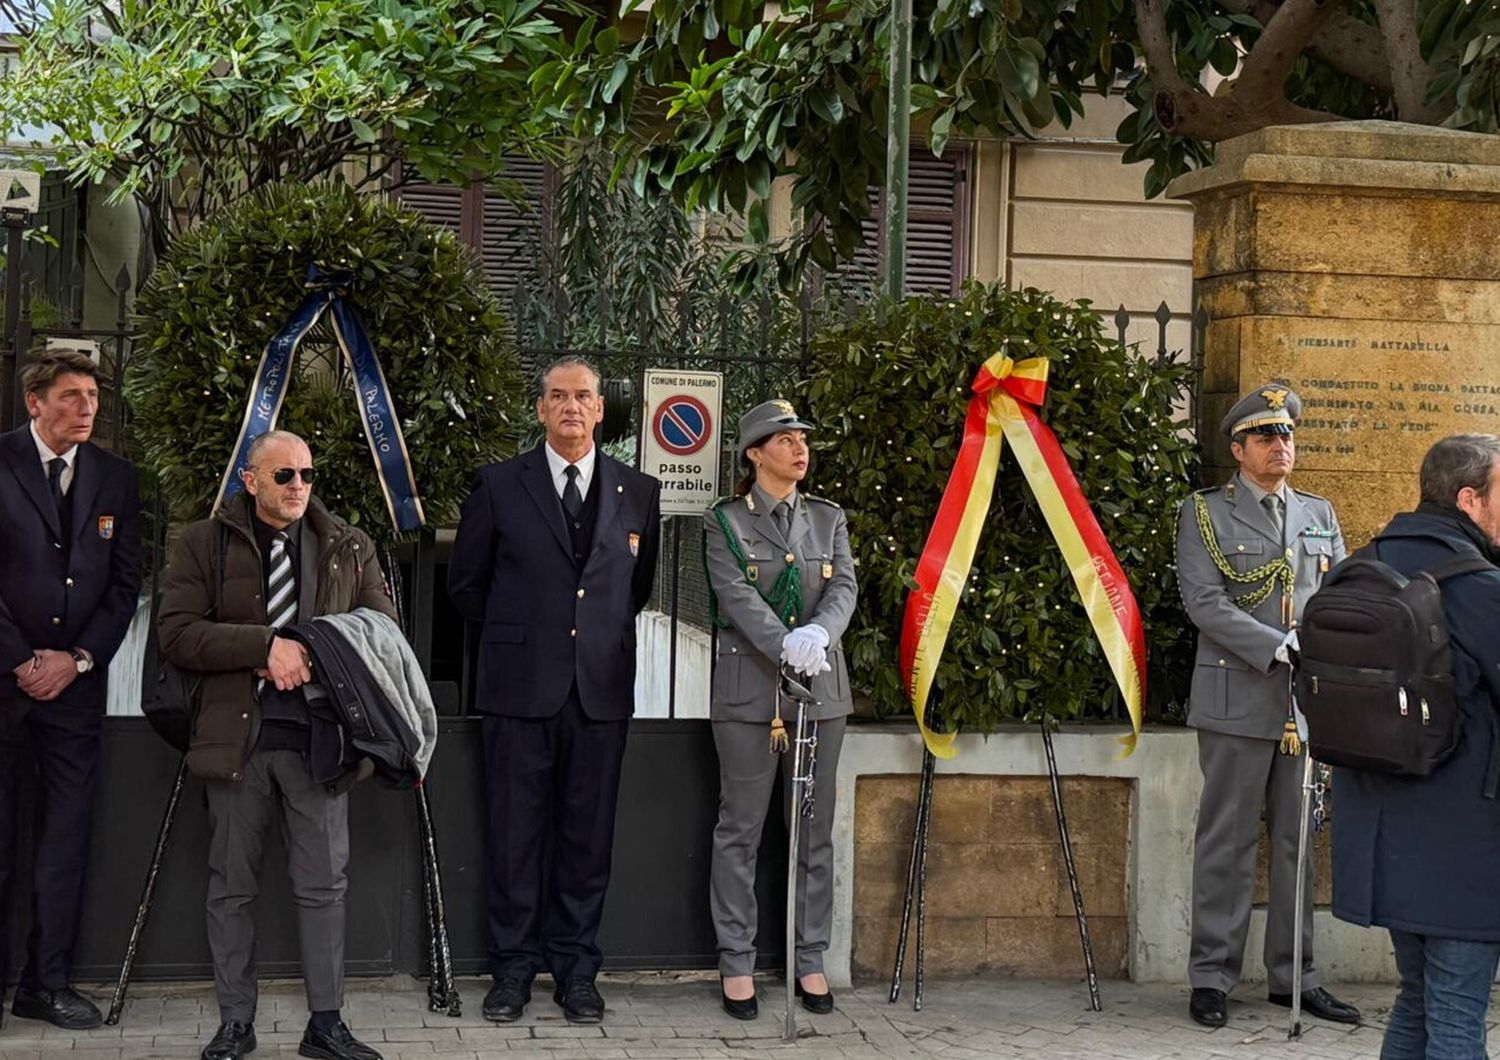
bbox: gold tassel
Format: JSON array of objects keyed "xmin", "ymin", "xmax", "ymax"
[
  {"xmin": 769, "ymin": 710, "xmax": 789, "ymax": 754},
  {"xmin": 1279, "ymin": 719, "xmax": 1302, "ymax": 757}
]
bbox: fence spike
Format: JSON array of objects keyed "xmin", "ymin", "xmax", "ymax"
[{"xmin": 1114, "ymin": 304, "xmax": 1130, "ymax": 345}]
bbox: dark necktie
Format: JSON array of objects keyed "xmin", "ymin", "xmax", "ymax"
[
  {"xmin": 563, "ymin": 464, "xmax": 583, "ymax": 521},
  {"xmin": 47, "ymin": 457, "xmax": 68, "ymax": 536},
  {"xmin": 773, "ymin": 501, "xmax": 791, "ymax": 541}
]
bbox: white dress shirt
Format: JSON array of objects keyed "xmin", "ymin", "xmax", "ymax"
[
  {"xmin": 544, "ymin": 442, "xmax": 597, "ymax": 501},
  {"xmin": 30, "ymin": 420, "xmax": 77, "ymax": 495}
]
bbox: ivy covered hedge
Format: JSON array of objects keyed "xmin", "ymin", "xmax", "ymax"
[
  {"xmin": 805, "ymin": 283, "xmax": 1198, "ymax": 730},
  {"xmin": 126, "ymin": 181, "xmax": 526, "ymax": 536}
]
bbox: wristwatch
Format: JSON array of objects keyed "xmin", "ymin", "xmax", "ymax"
[{"xmin": 70, "ymin": 648, "xmax": 94, "ymax": 674}]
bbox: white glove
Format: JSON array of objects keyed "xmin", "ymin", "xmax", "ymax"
[
  {"xmin": 1274, "ymin": 628, "xmax": 1300, "ymax": 666},
  {"xmin": 781, "ymin": 624, "xmax": 831, "ymax": 676}
]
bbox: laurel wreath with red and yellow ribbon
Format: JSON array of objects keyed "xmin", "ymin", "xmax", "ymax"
[{"xmin": 898, "ymin": 353, "xmax": 1147, "ymax": 758}]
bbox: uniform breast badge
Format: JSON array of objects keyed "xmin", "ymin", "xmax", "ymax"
[
  {"xmin": 821, "ymin": 561, "xmax": 833, "ymax": 580},
  {"xmin": 628, "ymin": 532, "xmax": 640, "ymax": 557},
  {"xmin": 98, "ymin": 515, "xmax": 115, "ymax": 540}
]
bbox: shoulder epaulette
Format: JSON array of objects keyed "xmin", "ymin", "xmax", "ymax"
[
  {"xmin": 1292, "ymin": 487, "xmax": 1331, "ymax": 503},
  {"xmin": 1194, "ymin": 485, "xmax": 1222, "ymax": 496},
  {"xmin": 710, "ymin": 495, "xmax": 739, "ymax": 511},
  {"xmin": 803, "ymin": 494, "xmax": 841, "ymax": 509}
]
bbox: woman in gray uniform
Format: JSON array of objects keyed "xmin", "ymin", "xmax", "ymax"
[{"xmin": 703, "ymin": 399, "xmax": 858, "ymax": 1020}]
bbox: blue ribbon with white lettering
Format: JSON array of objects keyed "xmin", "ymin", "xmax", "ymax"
[{"xmin": 213, "ymin": 265, "xmax": 426, "ymax": 534}]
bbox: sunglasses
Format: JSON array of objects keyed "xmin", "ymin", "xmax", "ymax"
[{"xmin": 269, "ymin": 467, "xmax": 316, "ymax": 486}]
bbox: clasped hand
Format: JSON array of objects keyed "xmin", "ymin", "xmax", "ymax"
[
  {"xmin": 11, "ymin": 649, "xmax": 76, "ymax": 701},
  {"xmin": 258, "ymin": 634, "xmax": 312, "ymax": 691},
  {"xmin": 780, "ymin": 624, "xmax": 831, "ymax": 678}
]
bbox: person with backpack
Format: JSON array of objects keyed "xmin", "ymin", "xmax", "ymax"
[
  {"xmin": 1175, "ymin": 383, "xmax": 1360, "ymax": 1030},
  {"xmin": 1329, "ymin": 433, "xmax": 1500, "ymax": 1060}
]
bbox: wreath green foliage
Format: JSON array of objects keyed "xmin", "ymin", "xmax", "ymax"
[
  {"xmin": 126, "ymin": 181, "xmax": 526, "ymax": 536},
  {"xmin": 805, "ymin": 283, "xmax": 1199, "ymax": 731}
]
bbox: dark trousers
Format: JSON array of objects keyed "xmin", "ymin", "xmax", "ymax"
[
  {"xmin": 0, "ymin": 694, "xmax": 102, "ymax": 993},
  {"xmin": 482, "ymin": 689, "xmax": 628, "ymax": 983},
  {"xmin": 204, "ymin": 749, "xmax": 349, "ymax": 1023}
]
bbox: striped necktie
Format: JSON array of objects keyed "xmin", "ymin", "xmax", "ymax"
[{"xmin": 266, "ymin": 531, "xmax": 296, "ymax": 630}]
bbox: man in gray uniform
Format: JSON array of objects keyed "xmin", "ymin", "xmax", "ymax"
[{"xmin": 1176, "ymin": 384, "xmax": 1360, "ymax": 1029}]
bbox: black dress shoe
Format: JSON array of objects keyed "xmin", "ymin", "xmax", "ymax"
[
  {"xmin": 1268, "ymin": 986, "xmax": 1361, "ymax": 1025},
  {"xmin": 553, "ymin": 978, "xmax": 605, "ymax": 1024},
  {"xmin": 720, "ymin": 981, "xmax": 758, "ymax": 1021},
  {"xmin": 12, "ymin": 986, "xmax": 103, "ymax": 1030},
  {"xmin": 298, "ymin": 1020, "xmax": 383, "ymax": 1060},
  {"xmin": 201, "ymin": 1021, "xmax": 257, "ymax": 1060},
  {"xmin": 483, "ymin": 976, "xmax": 531, "ymax": 1023},
  {"xmin": 794, "ymin": 979, "xmax": 834, "ymax": 1014},
  {"xmin": 1189, "ymin": 987, "xmax": 1227, "ymax": 1028}
]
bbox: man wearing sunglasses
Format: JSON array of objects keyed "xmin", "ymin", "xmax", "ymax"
[{"xmin": 157, "ymin": 430, "xmax": 397, "ymax": 1060}]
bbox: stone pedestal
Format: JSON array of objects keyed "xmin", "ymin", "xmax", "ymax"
[{"xmin": 1170, "ymin": 121, "xmax": 1500, "ymax": 543}]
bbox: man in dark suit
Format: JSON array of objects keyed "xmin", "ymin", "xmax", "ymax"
[
  {"xmin": 449, "ymin": 355, "xmax": 660, "ymax": 1025},
  {"xmin": 0, "ymin": 349, "xmax": 142, "ymax": 1030}
]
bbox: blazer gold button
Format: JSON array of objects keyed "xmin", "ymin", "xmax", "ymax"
[
  {"xmin": 241, "ymin": 712, "xmax": 249, "ymax": 720},
  {"xmin": 577, "ymin": 588, "xmax": 585, "ymax": 598},
  {"xmin": 51, "ymin": 616, "xmax": 61, "ymax": 625},
  {"xmin": 570, "ymin": 628, "xmax": 577, "ymax": 637},
  {"xmin": 1218, "ymin": 658, "xmax": 1226, "ymax": 665},
  {"xmin": 785, "ymin": 552, "xmax": 795, "ymax": 563},
  {"xmin": 1286, "ymin": 547, "xmax": 1294, "ymax": 559},
  {"xmin": 65, "ymin": 578, "xmax": 74, "ymax": 587},
  {"xmin": 1236, "ymin": 544, "xmax": 1244, "ymax": 552}
]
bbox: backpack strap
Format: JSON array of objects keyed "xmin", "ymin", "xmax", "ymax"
[{"xmin": 1426, "ymin": 554, "xmax": 1495, "ymax": 583}]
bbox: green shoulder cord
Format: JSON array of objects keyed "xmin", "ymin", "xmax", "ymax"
[
  {"xmin": 704, "ymin": 504, "xmax": 803, "ymax": 629},
  {"xmin": 704, "ymin": 503, "xmax": 805, "ymax": 754},
  {"xmin": 1192, "ymin": 491, "xmax": 1294, "ymax": 611}
]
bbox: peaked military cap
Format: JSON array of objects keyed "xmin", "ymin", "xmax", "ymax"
[
  {"xmin": 1221, "ymin": 383, "xmax": 1301, "ymax": 438},
  {"xmin": 736, "ymin": 398, "xmax": 815, "ymax": 461}
]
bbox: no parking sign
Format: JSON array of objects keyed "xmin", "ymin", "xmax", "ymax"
[{"xmin": 640, "ymin": 370, "xmax": 723, "ymax": 515}]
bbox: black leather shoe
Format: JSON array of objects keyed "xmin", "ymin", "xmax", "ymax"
[
  {"xmin": 201, "ymin": 1021, "xmax": 257, "ymax": 1060},
  {"xmin": 483, "ymin": 976, "xmax": 531, "ymax": 1022},
  {"xmin": 794, "ymin": 979, "xmax": 834, "ymax": 1014},
  {"xmin": 1268, "ymin": 986, "xmax": 1361, "ymax": 1025},
  {"xmin": 298, "ymin": 1021, "xmax": 383, "ymax": 1060},
  {"xmin": 12, "ymin": 986, "xmax": 103, "ymax": 1030},
  {"xmin": 1189, "ymin": 987, "xmax": 1227, "ymax": 1028},
  {"xmin": 720, "ymin": 981, "xmax": 758, "ymax": 1021},
  {"xmin": 553, "ymin": 978, "xmax": 605, "ymax": 1024}
]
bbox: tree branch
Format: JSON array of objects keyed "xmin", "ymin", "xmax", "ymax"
[
  {"xmin": 1369, "ymin": 0, "xmax": 1452, "ymax": 122},
  {"xmin": 1135, "ymin": 0, "xmax": 1343, "ymax": 141},
  {"xmin": 1235, "ymin": 0, "xmax": 1343, "ymax": 101},
  {"xmin": 1219, "ymin": 0, "xmax": 1391, "ymax": 93}
]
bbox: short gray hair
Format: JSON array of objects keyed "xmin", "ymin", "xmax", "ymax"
[
  {"xmin": 536, "ymin": 355, "xmax": 601, "ymax": 399},
  {"xmin": 246, "ymin": 430, "xmax": 310, "ymax": 467},
  {"xmin": 1420, "ymin": 433, "xmax": 1500, "ymax": 506}
]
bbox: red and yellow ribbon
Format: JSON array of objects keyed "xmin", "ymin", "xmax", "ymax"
[{"xmin": 898, "ymin": 353, "xmax": 1147, "ymax": 758}]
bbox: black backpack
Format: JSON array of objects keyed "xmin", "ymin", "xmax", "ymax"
[{"xmin": 1295, "ymin": 544, "xmax": 1492, "ymax": 776}]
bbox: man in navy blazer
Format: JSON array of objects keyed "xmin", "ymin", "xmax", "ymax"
[
  {"xmin": 449, "ymin": 355, "xmax": 660, "ymax": 1025},
  {"xmin": 0, "ymin": 350, "xmax": 142, "ymax": 1030}
]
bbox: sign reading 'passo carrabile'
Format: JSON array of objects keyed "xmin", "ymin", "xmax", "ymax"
[{"xmin": 640, "ymin": 370, "xmax": 722, "ymax": 516}]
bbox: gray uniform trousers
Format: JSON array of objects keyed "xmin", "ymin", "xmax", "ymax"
[
  {"xmin": 710, "ymin": 717, "xmax": 845, "ymax": 979},
  {"xmin": 205, "ymin": 748, "xmax": 349, "ymax": 1022},
  {"xmin": 1189, "ymin": 730, "xmax": 1315, "ymax": 996}
]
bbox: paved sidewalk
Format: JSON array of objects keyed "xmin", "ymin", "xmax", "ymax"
[{"xmin": 0, "ymin": 974, "xmax": 1484, "ymax": 1059}]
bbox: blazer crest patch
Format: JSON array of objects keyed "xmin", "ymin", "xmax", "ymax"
[{"xmin": 98, "ymin": 515, "xmax": 115, "ymax": 540}]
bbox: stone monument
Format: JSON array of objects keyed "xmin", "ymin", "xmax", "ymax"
[{"xmin": 1170, "ymin": 121, "xmax": 1500, "ymax": 543}]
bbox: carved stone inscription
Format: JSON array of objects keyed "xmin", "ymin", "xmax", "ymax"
[{"xmin": 1242, "ymin": 319, "xmax": 1500, "ymax": 471}]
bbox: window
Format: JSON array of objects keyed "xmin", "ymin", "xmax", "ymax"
[
  {"xmin": 837, "ymin": 144, "xmax": 972, "ymax": 296},
  {"xmin": 393, "ymin": 157, "xmax": 553, "ymax": 298}
]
